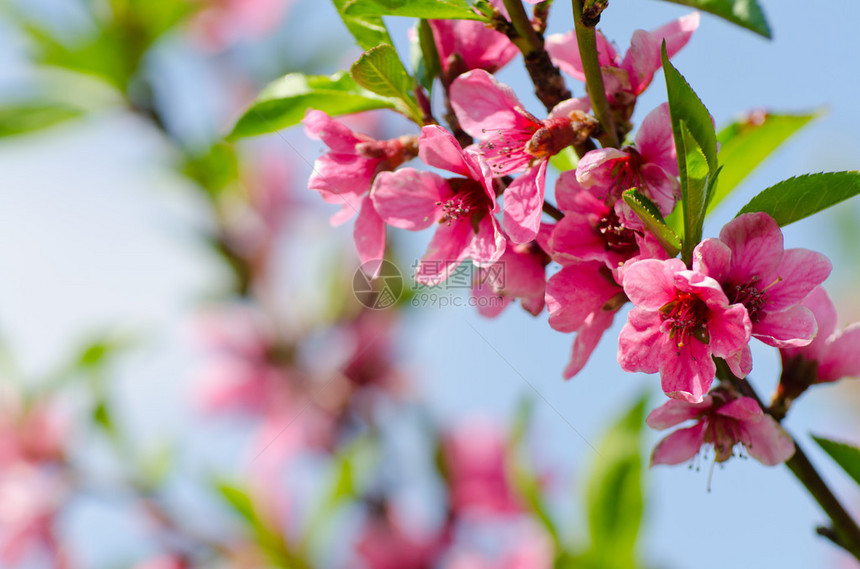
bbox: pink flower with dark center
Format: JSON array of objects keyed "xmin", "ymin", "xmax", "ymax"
[
  {"xmin": 780, "ymin": 286, "xmax": 860, "ymax": 383},
  {"xmin": 450, "ymin": 70, "xmax": 594, "ymax": 243},
  {"xmin": 618, "ymin": 258, "xmax": 752, "ymax": 402},
  {"xmin": 576, "ymin": 103, "xmax": 679, "ymax": 222},
  {"xmin": 693, "ymin": 212, "xmax": 832, "ymax": 348},
  {"xmin": 549, "ymin": 170, "xmax": 669, "ymax": 274},
  {"xmin": 303, "ymin": 110, "xmax": 418, "ymax": 264},
  {"xmin": 546, "ymin": 261, "xmax": 627, "ymax": 378},
  {"xmin": 429, "ymin": 0, "xmax": 518, "ymax": 77},
  {"xmin": 647, "ymin": 388, "xmax": 795, "ymax": 467},
  {"xmin": 547, "ymin": 13, "xmax": 699, "ymax": 111},
  {"xmin": 471, "ymin": 238, "xmax": 549, "ymax": 318},
  {"xmin": 372, "ymin": 126, "xmax": 505, "ymax": 285}
]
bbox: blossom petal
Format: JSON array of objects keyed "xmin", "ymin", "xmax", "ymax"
[
  {"xmin": 720, "ymin": 212, "xmax": 784, "ymax": 284},
  {"xmin": 563, "ymin": 307, "xmax": 616, "ymax": 378},
  {"xmin": 303, "ymin": 109, "xmax": 363, "ymax": 152},
  {"xmin": 548, "ymin": 97, "xmax": 591, "ymax": 119},
  {"xmin": 547, "ymin": 263, "xmax": 619, "ymax": 332},
  {"xmin": 623, "ymin": 258, "xmax": 684, "ymax": 310},
  {"xmin": 715, "ymin": 397, "xmax": 762, "ymax": 422},
  {"xmin": 650, "ymin": 421, "xmax": 707, "ymax": 466},
  {"xmin": 623, "ymin": 13, "xmax": 699, "ymax": 94},
  {"xmin": 739, "ymin": 416, "xmax": 795, "ymax": 466},
  {"xmin": 415, "ymin": 221, "xmax": 474, "ymax": 285},
  {"xmin": 708, "ymin": 303, "xmax": 752, "ymax": 359},
  {"xmin": 371, "ymin": 169, "xmax": 447, "ymax": 230},
  {"xmin": 503, "ymin": 163, "xmax": 546, "ymax": 244},
  {"xmin": 692, "ymin": 238, "xmax": 731, "ymax": 283},
  {"xmin": 766, "ymin": 248, "xmax": 832, "ymax": 311},
  {"xmin": 817, "ymin": 324, "xmax": 860, "ymax": 382},
  {"xmin": 354, "ymin": 195, "xmax": 386, "ymax": 265},
  {"xmin": 450, "ymin": 70, "xmax": 530, "ymax": 137},
  {"xmin": 635, "ymin": 103, "xmax": 677, "ymax": 176},
  {"xmin": 754, "ymin": 304, "xmax": 817, "ymax": 347},
  {"xmin": 468, "ymin": 216, "xmax": 506, "ymax": 267},
  {"xmin": 659, "ymin": 339, "xmax": 714, "ymax": 403},
  {"xmin": 617, "ymin": 307, "xmax": 664, "ymax": 374},
  {"xmin": 646, "ymin": 397, "xmax": 712, "ymax": 430},
  {"xmin": 418, "ymin": 125, "xmax": 472, "ymax": 177}
]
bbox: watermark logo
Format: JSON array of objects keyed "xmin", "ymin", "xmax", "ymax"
[{"xmin": 353, "ymin": 259, "xmax": 403, "ymax": 310}]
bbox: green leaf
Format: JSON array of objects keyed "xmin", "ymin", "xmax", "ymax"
[
  {"xmin": 228, "ymin": 72, "xmax": 397, "ymax": 139},
  {"xmin": 623, "ymin": 189, "xmax": 681, "ymax": 256},
  {"xmin": 330, "ymin": 0, "xmax": 394, "ymax": 50},
  {"xmin": 653, "ymin": 0, "xmax": 771, "ymax": 38},
  {"xmin": 708, "ymin": 111, "xmax": 818, "ymax": 214},
  {"xmin": 813, "ymin": 435, "xmax": 860, "ymax": 487},
  {"xmin": 412, "ymin": 19, "xmax": 441, "ymax": 94},
  {"xmin": 342, "ymin": 0, "xmax": 486, "ymax": 20},
  {"xmin": 662, "ymin": 43, "xmax": 718, "ymax": 263},
  {"xmin": 582, "ymin": 396, "xmax": 647, "ymax": 569},
  {"xmin": 350, "ymin": 45, "xmax": 421, "ymax": 121},
  {"xmin": 736, "ymin": 172, "xmax": 860, "ymax": 226},
  {"xmin": 549, "ymin": 146, "xmax": 579, "ymax": 172},
  {"xmin": 0, "ymin": 103, "xmax": 83, "ymax": 137}
]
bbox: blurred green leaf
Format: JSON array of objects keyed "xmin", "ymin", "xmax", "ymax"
[
  {"xmin": 0, "ymin": 103, "xmax": 83, "ymax": 137},
  {"xmin": 581, "ymin": 396, "xmax": 647, "ymax": 569},
  {"xmin": 623, "ymin": 189, "xmax": 682, "ymax": 256},
  {"xmin": 228, "ymin": 72, "xmax": 398, "ymax": 139},
  {"xmin": 735, "ymin": 172, "xmax": 860, "ymax": 226},
  {"xmin": 342, "ymin": 0, "xmax": 487, "ymax": 21},
  {"xmin": 350, "ymin": 45, "xmax": 421, "ymax": 122},
  {"xmin": 813, "ymin": 435, "xmax": 860, "ymax": 487},
  {"xmin": 652, "ymin": 0, "xmax": 771, "ymax": 38},
  {"xmin": 182, "ymin": 142, "xmax": 239, "ymax": 198},
  {"xmin": 549, "ymin": 146, "xmax": 579, "ymax": 172},
  {"xmin": 331, "ymin": 0, "xmax": 394, "ymax": 50},
  {"xmin": 708, "ymin": 111, "xmax": 818, "ymax": 214},
  {"xmin": 663, "ymin": 44, "xmax": 718, "ymax": 264},
  {"xmin": 412, "ymin": 19, "xmax": 441, "ymax": 95}
]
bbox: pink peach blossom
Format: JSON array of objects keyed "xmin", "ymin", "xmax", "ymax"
[
  {"xmin": 429, "ymin": 0, "xmax": 518, "ymax": 77},
  {"xmin": 471, "ymin": 239, "xmax": 548, "ymax": 317},
  {"xmin": 547, "ymin": 13, "xmax": 699, "ymax": 105},
  {"xmin": 575, "ymin": 103, "xmax": 679, "ymax": 221},
  {"xmin": 304, "ymin": 109, "xmax": 417, "ymax": 264},
  {"xmin": 371, "ymin": 125, "xmax": 505, "ymax": 285},
  {"xmin": 693, "ymin": 212, "xmax": 832, "ymax": 348},
  {"xmin": 618, "ymin": 258, "xmax": 752, "ymax": 402},
  {"xmin": 781, "ymin": 286, "xmax": 860, "ymax": 383},
  {"xmin": 647, "ymin": 388, "xmax": 794, "ymax": 466},
  {"xmin": 356, "ymin": 507, "xmax": 450, "ymax": 569},
  {"xmin": 450, "ymin": 70, "xmax": 592, "ymax": 242}
]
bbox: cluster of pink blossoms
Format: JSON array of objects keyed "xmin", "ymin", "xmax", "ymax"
[{"xmin": 303, "ymin": 10, "xmax": 860, "ymax": 471}]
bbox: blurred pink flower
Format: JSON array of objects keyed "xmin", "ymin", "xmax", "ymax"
[
  {"xmin": 618, "ymin": 258, "xmax": 752, "ymax": 402},
  {"xmin": 132, "ymin": 555, "xmax": 189, "ymax": 569},
  {"xmin": 429, "ymin": 0, "xmax": 518, "ymax": 77},
  {"xmin": 356, "ymin": 507, "xmax": 450, "ymax": 569},
  {"xmin": 694, "ymin": 212, "xmax": 831, "ymax": 348},
  {"xmin": 444, "ymin": 521, "xmax": 553, "ymax": 569},
  {"xmin": 191, "ymin": 0, "xmax": 294, "ymax": 50},
  {"xmin": 443, "ymin": 420, "xmax": 522, "ymax": 516},
  {"xmin": 781, "ymin": 286, "xmax": 860, "ymax": 383},
  {"xmin": 647, "ymin": 389, "xmax": 794, "ymax": 466}
]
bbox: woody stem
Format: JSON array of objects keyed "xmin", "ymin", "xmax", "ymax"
[
  {"xmin": 570, "ymin": 0, "xmax": 619, "ymax": 148},
  {"xmin": 715, "ymin": 360, "xmax": 860, "ymax": 561}
]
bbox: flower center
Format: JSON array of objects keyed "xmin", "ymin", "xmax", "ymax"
[
  {"xmin": 436, "ymin": 178, "xmax": 489, "ymax": 226},
  {"xmin": 726, "ymin": 280, "xmax": 770, "ymax": 323},
  {"xmin": 596, "ymin": 208, "xmax": 638, "ymax": 256},
  {"xmin": 610, "ymin": 147, "xmax": 645, "ymax": 193},
  {"xmin": 660, "ymin": 291, "xmax": 710, "ymax": 348}
]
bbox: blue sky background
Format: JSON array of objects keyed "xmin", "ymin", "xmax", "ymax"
[{"xmin": 1, "ymin": 0, "xmax": 860, "ymax": 567}]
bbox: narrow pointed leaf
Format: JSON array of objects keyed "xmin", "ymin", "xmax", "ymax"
[
  {"xmin": 331, "ymin": 0, "xmax": 393, "ymax": 50},
  {"xmin": 812, "ymin": 435, "xmax": 860, "ymax": 487},
  {"xmin": 708, "ymin": 111, "xmax": 818, "ymax": 213},
  {"xmin": 342, "ymin": 0, "xmax": 486, "ymax": 20},
  {"xmin": 623, "ymin": 189, "xmax": 682, "ymax": 256},
  {"xmin": 663, "ymin": 43, "xmax": 718, "ymax": 263},
  {"xmin": 412, "ymin": 19, "xmax": 441, "ymax": 94},
  {"xmin": 652, "ymin": 0, "xmax": 771, "ymax": 38},
  {"xmin": 736, "ymin": 171, "xmax": 860, "ymax": 226},
  {"xmin": 228, "ymin": 72, "xmax": 396, "ymax": 139}
]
